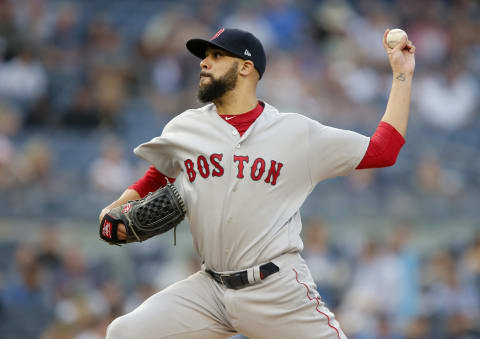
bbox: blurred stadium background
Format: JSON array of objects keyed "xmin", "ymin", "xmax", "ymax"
[{"xmin": 0, "ymin": 0, "xmax": 479, "ymax": 338}]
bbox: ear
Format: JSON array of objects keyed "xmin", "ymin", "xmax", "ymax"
[{"xmin": 239, "ymin": 60, "xmax": 255, "ymax": 77}]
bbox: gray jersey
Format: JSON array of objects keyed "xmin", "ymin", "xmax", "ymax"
[{"xmin": 134, "ymin": 102, "xmax": 369, "ymax": 272}]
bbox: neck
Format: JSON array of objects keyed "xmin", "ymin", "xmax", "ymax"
[{"xmin": 214, "ymin": 89, "xmax": 258, "ymax": 115}]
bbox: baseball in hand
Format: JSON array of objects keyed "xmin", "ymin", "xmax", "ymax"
[{"xmin": 386, "ymin": 28, "xmax": 407, "ymax": 48}]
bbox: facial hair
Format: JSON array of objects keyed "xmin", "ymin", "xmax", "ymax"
[{"xmin": 197, "ymin": 62, "xmax": 238, "ymax": 103}]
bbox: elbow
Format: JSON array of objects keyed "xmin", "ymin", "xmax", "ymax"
[
  {"xmin": 359, "ymin": 121, "xmax": 406, "ymax": 169},
  {"xmin": 380, "ymin": 153, "xmax": 399, "ymax": 167},
  {"xmin": 357, "ymin": 151, "xmax": 400, "ymax": 169}
]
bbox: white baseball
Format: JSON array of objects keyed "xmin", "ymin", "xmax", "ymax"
[{"xmin": 386, "ymin": 28, "xmax": 407, "ymax": 48}]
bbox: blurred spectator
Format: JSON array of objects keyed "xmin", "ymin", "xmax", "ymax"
[
  {"xmin": 0, "ymin": 101, "xmax": 20, "ymax": 190},
  {"xmin": 408, "ymin": 3, "xmax": 450, "ymax": 66},
  {"xmin": 347, "ymin": 169, "xmax": 377, "ymax": 192},
  {"xmin": 61, "ymin": 85, "xmax": 101, "ymax": 128},
  {"xmin": 0, "ymin": 0, "xmax": 23, "ymax": 60},
  {"xmin": 84, "ymin": 16, "xmax": 128, "ymax": 128},
  {"xmin": 386, "ymin": 224, "xmax": 421, "ymax": 324},
  {"xmin": 444, "ymin": 312, "xmax": 480, "ymax": 339},
  {"xmin": 123, "ymin": 282, "xmax": 156, "ymax": 314},
  {"xmin": 48, "ymin": 1, "xmax": 82, "ymax": 50},
  {"xmin": 85, "ymin": 15, "xmax": 128, "ymax": 73},
  {"xmin": 404, "ymin": 315, "xmax": 431, "ymax": 339},
  {"xmin": 222, "ymin": 2, "xmax": 276, "ymax": 51},
  {"xmin": 338, "ymin": 237, "xmax": 414, "ymax": 337},
  {"xmin": 415, "ymin": 59, "xmax": 478, "ymax": 130},
  {"xmin": 0, "ymin": 42, "xmax": 47, "ymax": 104},
  {"xmin": 13, "ymin": 0, "xmax": 51, "ymax": 43},
  {"xmin": 90, "ymin": 70, "xmax": 127, "ymax": 129},
  {"xmin": 37, "ymin": 226, "xmax": 63, "ymax": 275},
  {"xmin": 303, "ymin": 218, "xmax": 350, "ymax": 309},
  {"xmin": 154, "ymin": 253, "xmax": 201, "ymax": 291},
  {"xmin": 356, "ymin": 313, "xmax": 403, "ymax": 339},
  {"xmin": 338, "ymin": 60, "xmax": 382, "ymax": 105},
  {"xmin": 261, "ymin": 53, "xmax": 309, "ymax": 113},
  {"xmin": 263, "ymin": 0, "xmax": 305, "ymax": 50},
  {"xmin": 15, "ymin": 136, "xmax": 54, "ymax": 188},
  {"xmin": 0, "ymin": 245, "xmax": 51, "ymax": 338},
  {"xmin": 459, "ymin": 233, "xmax": 480, "ymax": 304},
  {"xmin": 336, "ymin": 240, "xmax": 377, "ymax": 336},
  {"xmin": 414, "ymin": 152, "xmax": 464, "ymax": 198},
  {"xmin": 57, "ymin": 246, "xmax": 90, "ymax": 297},
  {"xmin": 422, "ymin": 249, "xmax": 479, "ymax": 321},
  {"xmin": 347, "ymin": 1, "xmax": 395, "ymax": 64},
  {"xmin": 89, "ymin": 136, "xmax": 135, "ymax": 195}
]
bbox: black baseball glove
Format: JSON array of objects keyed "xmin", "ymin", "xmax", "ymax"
[{"xmin": 99, "ymin": 184, "xmax": 186, "ymax": 245}]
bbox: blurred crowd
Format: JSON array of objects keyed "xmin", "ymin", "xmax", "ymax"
[
  {"xmin": 0, "ymin": 0, "xmax": 478, "ymax": 219},
  {"xmin": 0, "ymin": 219, "xmax": 479, "ymax": 339},
  {"xmin": 0, "ymin": 0, "xmax": 479, "ymax": 338}
]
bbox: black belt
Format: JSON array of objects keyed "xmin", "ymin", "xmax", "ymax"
[{"xmin": 206, "ymin": 262, "xmax": 279, "ymax": 290}]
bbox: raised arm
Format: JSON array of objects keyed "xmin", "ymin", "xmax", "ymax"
[
  {"xmin": 355, "ymin": 29, "xmax": 416, "ymax": 170},
  {"xmin": 380, "ymin": 29, "xmax": 416, "ymax": 137}
]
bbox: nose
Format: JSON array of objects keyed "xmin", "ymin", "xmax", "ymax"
[{"xmin": 200, "ymin": 56, "xmax": 210, "ymax": 70}]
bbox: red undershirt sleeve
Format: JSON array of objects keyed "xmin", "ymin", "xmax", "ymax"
[
  {"xmin": 129, "ymin": 166, "xmax": 176, "ymax": 198},
  {"xmin": 356, "ymin": 121, "xmax": 405, "ymax": 169}
]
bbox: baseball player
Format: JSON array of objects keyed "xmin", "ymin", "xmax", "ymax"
[{"xmin": 99, "ymin": 28, "xmax": 415, "ymax": 338}]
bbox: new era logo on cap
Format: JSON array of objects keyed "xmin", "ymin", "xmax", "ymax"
[{"xmin": 244, "ymin": 49, "xmax": 251, "ymax": 57}]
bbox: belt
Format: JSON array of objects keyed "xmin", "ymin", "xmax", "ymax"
[{"xmin": 206, "ymin": 262, "xmax": 280, "ymax": 290}]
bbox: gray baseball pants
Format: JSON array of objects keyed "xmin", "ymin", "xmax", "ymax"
[{"xmin": 105, "ymin": 252, "xmax": 347, "ymax": 339}]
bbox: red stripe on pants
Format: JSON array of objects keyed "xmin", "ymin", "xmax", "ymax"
[{"xmin": 293, "ymin": 269, "xmax": 341, "ymax": 339}]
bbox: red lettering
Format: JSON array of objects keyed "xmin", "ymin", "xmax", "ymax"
[
  {"xmin": 233, "ymin": 155, "xmax": 249, "ymax": 178},
  {"xmin": 102, "ymin": 220, "xmax": 112, "ymax": 239},
  {"xmin": 265, "ymin": 160, "xmax": 283, "ymax": 185},
  {"xmin": 210, "ymin": 154, "xmax": 224, "ymax": 177},
  {"xmin": 251, "ymin": 158, "xmax": 266, "ymax": 181},
  {"xmin": 184, "ymin": 159, "xmax": 196, "ymax": 182},
  {"xmin": 197, "ymin": 155, "xmax": 210, "ymax": 178}
]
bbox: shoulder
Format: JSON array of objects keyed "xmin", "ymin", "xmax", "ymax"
[
  {"xmin": 163, "ymin": 104, "xmax": 214, "ymax": 132},
  {"xmin": 262, "ymin": 102, "xmax": 324, "ymax": 130}
]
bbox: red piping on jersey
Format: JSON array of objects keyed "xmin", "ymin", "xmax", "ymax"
[
  {"xmin": 356, "ymin": 121, "xmax": 405, "ymax": 169},
  {"xmin": 293, "ymin": 269, "xmax": 341, "ymax": 339}
]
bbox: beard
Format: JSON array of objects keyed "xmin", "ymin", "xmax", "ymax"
[{"xmin": 197, "ymin": 62, "xmax": 238, "ymax": 103}]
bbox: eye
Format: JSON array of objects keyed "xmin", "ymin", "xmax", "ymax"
[{"xmin": 213, "ymin": 52, "xmax": 222, "ymax": 58}]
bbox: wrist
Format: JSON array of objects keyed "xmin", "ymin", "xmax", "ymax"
[
  {"xmin": 392, "ymin": 72, "xmax": 413, "ymax": 81},
  {"xmin": 99, "ymin": 207, "xmax": 111, "ymax": 222}
]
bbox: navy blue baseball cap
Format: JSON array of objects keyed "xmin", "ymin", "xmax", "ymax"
[{"xmin": 186, "ymin": 28, "xmax": 266, "ymax": 79}]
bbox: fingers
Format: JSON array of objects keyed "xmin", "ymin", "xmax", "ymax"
[
  {"xmin": 383, "ymin": 29, "xmax": 416, "ymax": 54},
  {"xmin": 406, "ymin": 40, "xmax": 416, "ymax": 54},
  {"xmin": 382, "ymin": 29, "xmax": 390, "ymax": 51},
  {"xmin": 391, "ymin": 35, "xmax": 408, "ymax": 54},
  {"xmin": 117, "ymin": 223, "xmax": 127, "ymax": 240}
]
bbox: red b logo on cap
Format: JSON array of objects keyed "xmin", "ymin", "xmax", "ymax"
[{"xmin": 210, "ymin": 28, "xmax": 225, "ymax": 41}]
